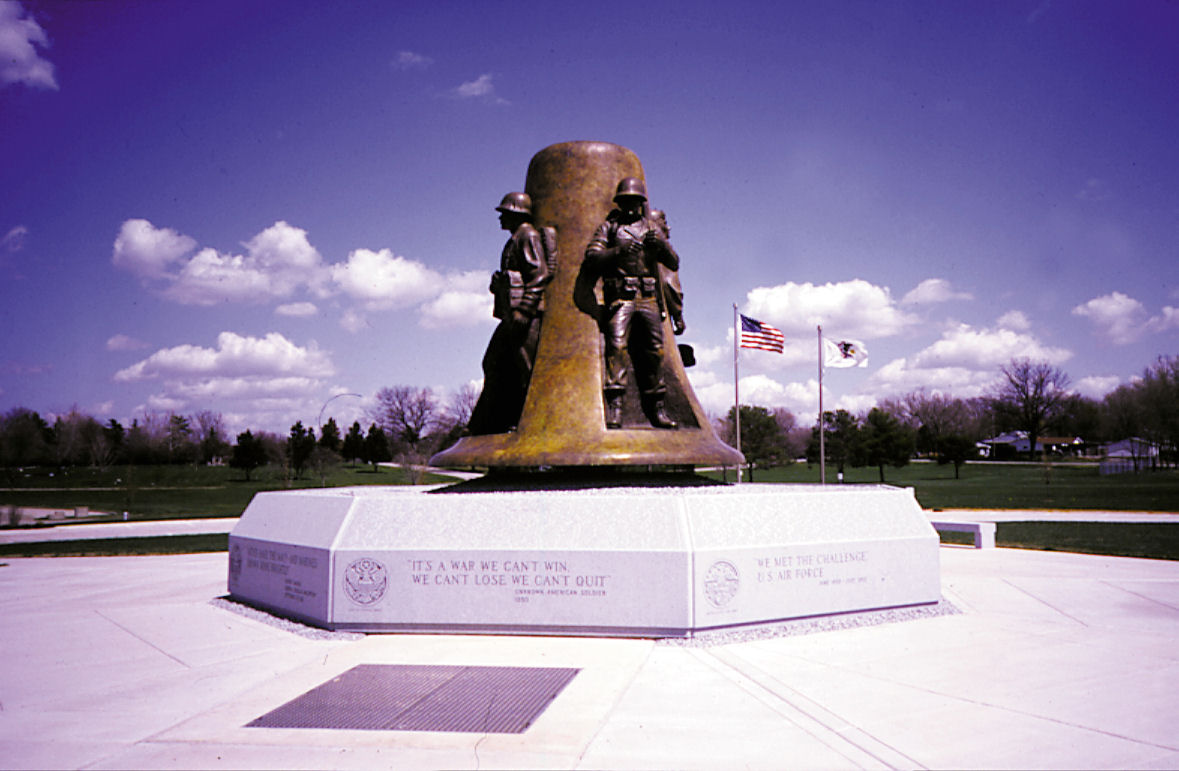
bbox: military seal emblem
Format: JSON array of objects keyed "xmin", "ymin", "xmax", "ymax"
[
  {"xmin": 343, "ymin": 557, "xmax": 388, "ymax": 605},
  {"xmin": 703, "ymin": 560, "xmax": 740, "ymax": 608}
]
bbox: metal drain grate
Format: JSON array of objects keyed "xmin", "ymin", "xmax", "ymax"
[{"xmin": 248, "ymin": 664, "xmax": 579, "ymax": 733}]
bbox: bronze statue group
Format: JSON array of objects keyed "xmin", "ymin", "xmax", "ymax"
[{"xmin": 467, "ymin": 178, "xmax": 687, "ymax": 435}]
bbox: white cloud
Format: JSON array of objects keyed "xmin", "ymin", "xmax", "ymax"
[
  {"xmin": 112, "ymin": 219, "xmax": 197, "ymax": 279},
  {"xmin": 419, "ymin": 270, "xmax": 494, "ymax": 328},
  {"xmin": 114, "ymin": 219, "xmax": 325, "ymax": 306},
  {"xmin": 331, "ymin": 248, "xmax": 443, "ymax": 309},
  {"xmin": 112, "ymin": 218, "xmax": 500, "ymax": 329},
  {"xmin": 996, "ymin": 310, "xmax": 1031, "ymax": 331},
  {"xmin": 167, "ymin": 221, "xmax": 325, "ymax": 306},
  {"xmin": 1074, "ymin": 375, "xmax": 1121, "ymax": 399},
  {"xmin": 275, "ymin": 301, "xmax": 318, "ymax": 317},
  {"xmin": 242, "ymin": 221, "xmax": 326, "ymax": 296},
  {"xmin": 1147, "ymin": 306, "xmax": 1179, "ymax": 336},
  {"xmin": 452, "ymin": 73, "xmax": 508, "ymax": 104},
  {"xmin": 2, "ymin": 225, "xmax": 28, "ymax": 252},
  {"xmin": 114, "ymin": 331, "xmax": 334, "ymax": 382},
  {"xmin": 1070, "ymin": 291, "xmax": 1178, "ymax": 344},
  {"xmin": 145, "ymin": 394, "xmax": 187, "ymax": 412},
  {"xmin": 1072, "ymin": 291, "xmax": 1146, "ymax": 344},
  {"xmin": 911, "ymin": 323, "xmax": 1072, "ymax": 370},
  {"xmin": 694, "ymin": 374, "xmax": 821, "ymax": 422},
  {"xmin": 393, "ymin": 50, "xmax": 432, "ymax": 70},
  {"xmin": 691, "ymin": 344, "xmax": 728, "ymax": 368},
  {"xmin": 164, "ymin": 247, "xmax": 274, "ymax": 304},
  {"xmin": 901, "ymin": 278, "xmax": 973, "ymax": 306},
  {"xmin": 864, "ymin": 357, "xmax": 1003, "ymax": 400},
  {"xmin": 860, "ymin": 323, "xmax": 1072, "ymax": 401},
  {"xmin": 746, "ymin": 279, "xmax": 919, "ymax": 339},
  {"xmin": 106, "ymin": 334, "xmax": 149, "ymax": 351},
  {"xmin": 167, "ymin": 376, "xmax": 323, "ymax": 401},
  {"xmin": 0, "ymin": 1, "xmax": 57, "ymax": 90},
  {"xmin": 339, "ymin": 309, "xmax": 368, "ymax": 333},
  {"xmin": 116, "ymin": 333, "xmax": 337, "ymax": 432}
]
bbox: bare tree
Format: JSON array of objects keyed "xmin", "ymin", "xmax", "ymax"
[
  {"xmin": 371, "ymin": 386, "xmax": 441, "ymax": 449},
  {"xmin": 446, "ymin": 383, "xmax": 480, "ymax": 430},
  {"xmin": 194, "ymin": 410, "xmax": 228, "ymax": 464},
  {"xmin": 993, "ymin": 359, "xmax": 1071, "ymax": 460},
  {"xmin": 371, "ymin": 386, "xmax": 443, "ymax": 484}
]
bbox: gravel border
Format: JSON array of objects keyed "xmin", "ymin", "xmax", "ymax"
[
  {"xmin": 210, "ymin": 596, "xmax": 365, "ymax": 641},
  {"xmin": 211, "ymin": 593, "xmax": 959, "ymax": 645},
  {"xmin": 660, "ymin": 597, "xmax": 962, "ymax": 647}
]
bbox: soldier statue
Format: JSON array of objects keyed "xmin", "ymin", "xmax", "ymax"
[
  {"xmin": 584, "ymin": 178, "xmax": 680, "ymax": 429},
  {"xmin": 650, "ymin": 209, "xmax": 686, "ymax": 335},
  {"xmin": 467, "ymin": 192, "xmax": 552, "ymax": 435}
]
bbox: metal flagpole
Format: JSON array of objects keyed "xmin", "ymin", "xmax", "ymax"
[
  {"xmin": 818, "ymin": 325, "xmax": 826, "ymax": 485},
  {"xmin": 733, "ymin": 304, "xmax": 742, "ymax": 483}
]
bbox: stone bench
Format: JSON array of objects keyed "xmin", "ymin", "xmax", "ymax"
[{"xmin": 931, "ymin": 520, "xmax": 995, "ymax": 549}]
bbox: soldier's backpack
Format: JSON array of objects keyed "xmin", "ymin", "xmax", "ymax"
[{"xmin": 493, "ymin": 226, "xmax": 559, "ymax": 319}]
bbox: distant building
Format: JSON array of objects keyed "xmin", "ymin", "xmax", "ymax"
[
  {"xmin": 980, "ymin": 431, "xmax": 1085, "ymax": 460},
  {"xmin": 1099, "ymin": 437, "xmax": 1160, "ymax": 475}
]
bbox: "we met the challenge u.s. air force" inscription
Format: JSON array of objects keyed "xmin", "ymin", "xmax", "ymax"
[{"xmin": 755, "ymin": 549, "xmax": 870, "ymax": 587}]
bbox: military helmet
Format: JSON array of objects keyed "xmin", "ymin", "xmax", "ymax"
[
  {"xmin": 495, "ymin": 192, "xmax": 532, "ymax": 216},
  {"xmin": 613, "ymin": 177, "xmax": 647, "ymax": 203}
]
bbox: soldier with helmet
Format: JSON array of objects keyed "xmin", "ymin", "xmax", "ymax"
[
  {"xmin": 584, "ymin": 177, "xmax": 680, "ymax": 429},
  {"xmin": 467, "ymin": 192, "xmax": 552, "ymax": 435}
]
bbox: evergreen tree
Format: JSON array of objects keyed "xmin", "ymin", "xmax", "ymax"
[
  {"xmin": 319, "ymin": 417, "xmax": 342, "ymax": 453},
  {"xmin": 230, "ymin": 430, "xmax": 267, "ymax": 480},
  {"xmin": 724, "ymin": 405, "xmax": 790, "ymax": 481},
  {"xmin": 364, "ymin": 423, "xmax": 391, "ymax": 470},
  {"xmin": 808, "ymin": 409, "xmax": 860, "ymax": 475},
  {"xmin": 287, "ymin": 421, "xmax": 316, "ymax": 479},
  {"xmin": 341, "ymin": 421, "xmax": 365, "ymax": 465},
  {"xmin": 857, "ymin": 407, "xmax": 916, "ymax": 483},
  {"xmin": 936, "ymin": 434, "xmax": 977, "ymax": 479}
]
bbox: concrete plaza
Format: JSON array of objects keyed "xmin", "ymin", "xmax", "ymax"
[{"xmin": 1, "ymin": 526, "xmax": 1178, "ymax": 769}]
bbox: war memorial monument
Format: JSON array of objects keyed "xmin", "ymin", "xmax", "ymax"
[{"xmin": 228, "ymin": 141, "xmax": 940, "ymax": 636}]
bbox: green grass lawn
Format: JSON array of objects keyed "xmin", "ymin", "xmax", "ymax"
[
  {"xmin": 0, "ymin": 463, "xmax": 457, "ymax": 520},
  {"xmin": 939, "ymin": 522, "xmax": 1179, "ymax": 561},
  {"xmin": 704, "ymin": 461, "xmax": 1179, "ymax": 512},
  {"xmin": 0, "ymin": 533, "xmax": 229, "ymax": 558},
  {"xmin": 4, "ymin": 461, "xmax": 1178, "ymax": 561}
]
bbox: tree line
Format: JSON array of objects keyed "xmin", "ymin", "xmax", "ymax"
[
  {"xmin": 1, "ymin": 355, "xmax": 1174, "ymax": 480},
  {"xmin": 224, "ymin": 384, "xmax": 479, "ymax": 484},
  {"xmin": 718, "ymin": 355, "xmax": 1178, "ymax": 480}
]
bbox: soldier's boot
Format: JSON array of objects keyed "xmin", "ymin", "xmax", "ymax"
[
  {"xmin": 644, "ymin": 395, "xmax": 677, "ymax": 429},
  {"xmin": 604, "ymin": 391, "xmax": 624, "ymax": 429}
]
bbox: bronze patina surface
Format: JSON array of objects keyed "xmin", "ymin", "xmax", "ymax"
[{"xmin": 430, "ymin": 141, "xmax": 742, "ymax": 469}]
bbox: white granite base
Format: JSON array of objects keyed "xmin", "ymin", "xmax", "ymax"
[{"xmin": 227, "ymin": 484, "xmax": 940, "ymax": 637}]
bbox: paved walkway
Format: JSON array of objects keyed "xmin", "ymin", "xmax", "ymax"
[
  {"xmin": 2, "ymin": 544, "xmax": 1178, "ymax": 770},
  {"xmin": 932, "ymin": 509, "xmax": 1179, "ymax": 523},
  {"xmin": 5, "ymin": 507, "xmax": 1177, "ymax": 547},
  {"xmin": 0, "ymin": 517, "xmax": 238, "ymax": 544}
]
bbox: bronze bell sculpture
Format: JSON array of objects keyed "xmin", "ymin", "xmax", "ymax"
[{"xmin": 430, "ymin": 141, "xmax": 743, "ymax": 470}]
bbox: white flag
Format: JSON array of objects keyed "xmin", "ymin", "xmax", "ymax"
[{"xmin": 823, "ymin": 337, "xmax": 869, "ymax": 368}]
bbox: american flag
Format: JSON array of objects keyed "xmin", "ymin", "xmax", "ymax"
[{"xmin": 739, "ymin": 314, "xmax": 785, "ymax": 353}]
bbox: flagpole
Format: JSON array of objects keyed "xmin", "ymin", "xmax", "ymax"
[
  {"xmin": 733, "ymin": 304, "xmax": 741, "ymax": 484},
  {"xmin": 818, "ymin": 324, "xmax": 826, "ymax": 485}
]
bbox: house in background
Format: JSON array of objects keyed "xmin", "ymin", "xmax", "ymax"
[
  {"xmin": 1100, "ymin": 437, "xmax": 1161, "ymax": 475},
  {"xmin": 979, "ymin": 432, "xmax": 1086, "ymax": 460}
]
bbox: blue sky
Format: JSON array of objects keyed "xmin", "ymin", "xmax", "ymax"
[{"xmin": 1, "ymin": 0, "xmax": 1176, "ymax": 435}]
